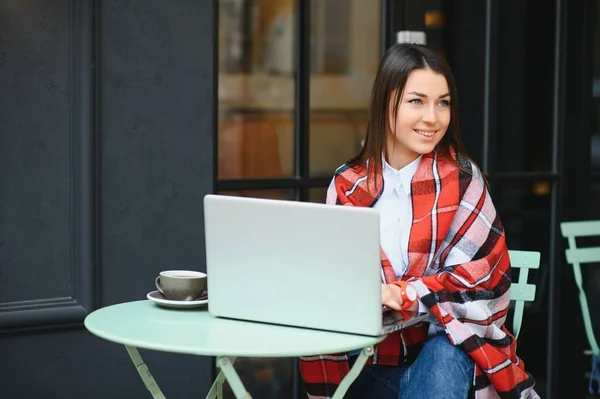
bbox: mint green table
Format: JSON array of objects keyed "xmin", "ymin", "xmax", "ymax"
[{"xmin": 84, "ymin": 300, "xmax": 386, "ymax": 399}]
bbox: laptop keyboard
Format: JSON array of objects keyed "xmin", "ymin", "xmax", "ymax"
[{"xmin": 382, "ymin": 311, "xmax": 403, "ymax": 326}]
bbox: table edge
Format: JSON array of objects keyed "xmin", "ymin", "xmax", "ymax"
[{"xmin": 84, "ymin": 304, "xmax": 387, "ymax": 358}]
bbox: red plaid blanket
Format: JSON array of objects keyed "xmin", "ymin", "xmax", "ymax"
[{"xmin": 299, "ymin": 151, "xmax": 539, "ymax": 399}]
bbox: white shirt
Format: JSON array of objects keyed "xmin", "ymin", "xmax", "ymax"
[
  {"xmin": 373, "ymin": 156, "xmax": 422, "ymax": 277},
  {"xmin": 375, "ymin": 157, "xmax": 438, "ymax": 331}
]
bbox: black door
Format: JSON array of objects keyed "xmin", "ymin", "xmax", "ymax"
[{"xmin": 1, "ymin": 1, "xmax": 216, "ymax": 398}]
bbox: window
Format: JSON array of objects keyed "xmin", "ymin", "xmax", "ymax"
[{"xmin": 216, "ymin": 1, "xmax": 381, "ymax": 397}]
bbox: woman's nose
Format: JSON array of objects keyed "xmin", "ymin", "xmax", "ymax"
[{"xmin": 421, "ymin": 105, "xmax": 438, "ymax": 123}]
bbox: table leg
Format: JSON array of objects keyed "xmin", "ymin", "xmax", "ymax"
[
  {"xmin": 125, "ymin": 345, "xmax": 167, "ymax": 399},
  {"xmin": 205, "ymin": 368, "xmax": 226, "ymax": 399},
  {"xmin": 332, "ymin": 346, "xmax": 374, "ymax": 399},
  {"xmin": 215, "ymin": 356, "xmax": 252, "ymax": 399}
]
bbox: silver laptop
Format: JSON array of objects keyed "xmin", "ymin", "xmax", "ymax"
[{"xmin": 203, "ymin": 194, "xmax": 429, "ymax": 337}]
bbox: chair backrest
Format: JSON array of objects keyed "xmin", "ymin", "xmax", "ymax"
[
  {"xmin": 560, "ymin": 220, "xmax": 600, "ymax": 356},
  {"xmin": 508, "ymin": 250, "xmax": 541, "ymax": 339}
]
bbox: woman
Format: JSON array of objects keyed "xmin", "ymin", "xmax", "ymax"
[{"xmin": 299, "ymin": 44, "xmax": 539, "ymax": 399}]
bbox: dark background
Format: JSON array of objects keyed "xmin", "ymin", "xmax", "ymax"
[{"xmin": 0, "ymin": 1, "xmax": 216, "ymax": 398}]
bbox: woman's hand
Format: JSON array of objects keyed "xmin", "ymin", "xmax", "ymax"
[
  {"xmin": 381, "ymin": 283, "xmax": 403, "ymax": 310},
  {"xmin": 381, "ymin": 283, "xmax": 421, "ymax": 312}
]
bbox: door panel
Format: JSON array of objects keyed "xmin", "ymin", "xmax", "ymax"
[{"xmin": 1, "ymin": 1, "xmax": 216, "ymax": 398}]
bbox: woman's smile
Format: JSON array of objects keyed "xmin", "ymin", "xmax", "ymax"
[{"xmin": 414, "ymin": 129, "xmax": 437, "ymax": 138}]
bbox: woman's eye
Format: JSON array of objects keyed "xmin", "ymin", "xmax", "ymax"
[
  {"xmin": 409, "ymin": 99, "xmax": 423, "ymax": 105},
  {"xmin": 439, "ymin": 100, "xmax": 450, "ymax": 107}
]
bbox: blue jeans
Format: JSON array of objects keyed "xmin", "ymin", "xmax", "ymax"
[{"xmin": 347, "ymin": 334, "xmax": 475, "ymax": 399}]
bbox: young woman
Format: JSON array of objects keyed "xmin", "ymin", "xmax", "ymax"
[{"xmin": 299, "ymin": 44, "xmax": 539, "ymax": 399}]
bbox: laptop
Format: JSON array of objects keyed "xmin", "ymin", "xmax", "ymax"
[{"xmin": 203, "ymin": 194, "xmax": 429, "ymax": 337}]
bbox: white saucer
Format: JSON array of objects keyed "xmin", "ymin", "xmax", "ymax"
[{"xmin": 146, "ymin": 290, "xmax": 208, "ymax": 309}]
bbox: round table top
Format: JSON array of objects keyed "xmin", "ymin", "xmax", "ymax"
[{"xmin": 84, "ymin": 300, "xmax": 385, "ymax": 357}]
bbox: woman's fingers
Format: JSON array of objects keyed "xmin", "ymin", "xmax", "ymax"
[
  {"xmin": 386, "ymin": 300, "xmax": 402, "ymax": 311},
  {"xmin": 381, "ymin": 284, "xmax": 403, "ymax": 310}
]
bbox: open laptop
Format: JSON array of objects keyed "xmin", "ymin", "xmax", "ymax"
[{"xmin": 203, "ymin": 194, "xmax": 429, "ymax": 337}]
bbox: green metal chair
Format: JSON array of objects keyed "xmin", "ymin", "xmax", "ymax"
[
  {"xmin": 508, "ymin": 250, "xmax": 541, "ymax": 339},
  {"xmin": 560, "ymin": 220, "xmax": 600, "ymax": 394}
]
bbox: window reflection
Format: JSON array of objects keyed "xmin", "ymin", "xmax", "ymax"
[
  {"xmin": 218, "ymin": 112, "xmax": 294, "ymax": 180},
  {"xmin": 310, "ymin": 1, "xmax": 350, "ymax": 74},
  {"xmin": 309, "ymin": 187, "xmax": 327, "ymax": 204},
  {"xmin": 217, "ymin": 0, "xmax": 380, "ymax": 396},
  {"xmin": 219, "ymin": 0, "xmax": 296, "ymax": 75},
  {"xmin": 218, "ymin": 0, "xmax": 296, "ymax": 181},
  {"xmin": 309, "ymin": 1, "xmax": 380, "ymax": 177},
  {"xmin": 218, "ymin": 0, "xmax": 380, "ymax": 181}
]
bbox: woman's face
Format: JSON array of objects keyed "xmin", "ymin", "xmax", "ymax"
[{"xmin": 386, "ymin": 68, "xmax": 451, "ymax": 168}]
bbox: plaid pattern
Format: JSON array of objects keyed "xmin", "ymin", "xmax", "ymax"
[{"xmin": 299, "ymin": 151, "xmax": 539, "ymax": 399}]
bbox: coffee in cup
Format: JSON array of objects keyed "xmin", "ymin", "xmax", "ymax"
[{"xmin": 155, "ymin": 270, "xmax": 207, "ymax": 301}]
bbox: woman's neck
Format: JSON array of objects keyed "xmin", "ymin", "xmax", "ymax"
[{"xmin": 385, "ymin": 147, "xmax": 419, "ymax": 171}]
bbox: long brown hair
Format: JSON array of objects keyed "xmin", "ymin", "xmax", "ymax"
[{"xmin": 347, "ymin": 43, "xmax": 472, "ymax": 181}]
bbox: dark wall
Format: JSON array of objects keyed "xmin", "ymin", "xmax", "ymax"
[
  {"xmin": 442, "ymin": 0, "xmax": 487, "ymax": 166},
  {"xmin": 0, "ymin": 1, "xmax": 216, "ymax": 398},
  {"xmin": 393, "ymin": 1, "xmax": 595, "ymax": 397},
  {"xmin": 558, "ymin": 0, "xmax": 595, "ymax": 397}
]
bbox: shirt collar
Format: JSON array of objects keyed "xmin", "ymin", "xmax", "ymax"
[{"xmin": 382, "ymin": 155, "xmax": 422, "ymax": 196}]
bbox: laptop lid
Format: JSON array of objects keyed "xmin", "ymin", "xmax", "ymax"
[{"xmin": 203, "ymin": 194, "xmax": 386, "ymax": 336}]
